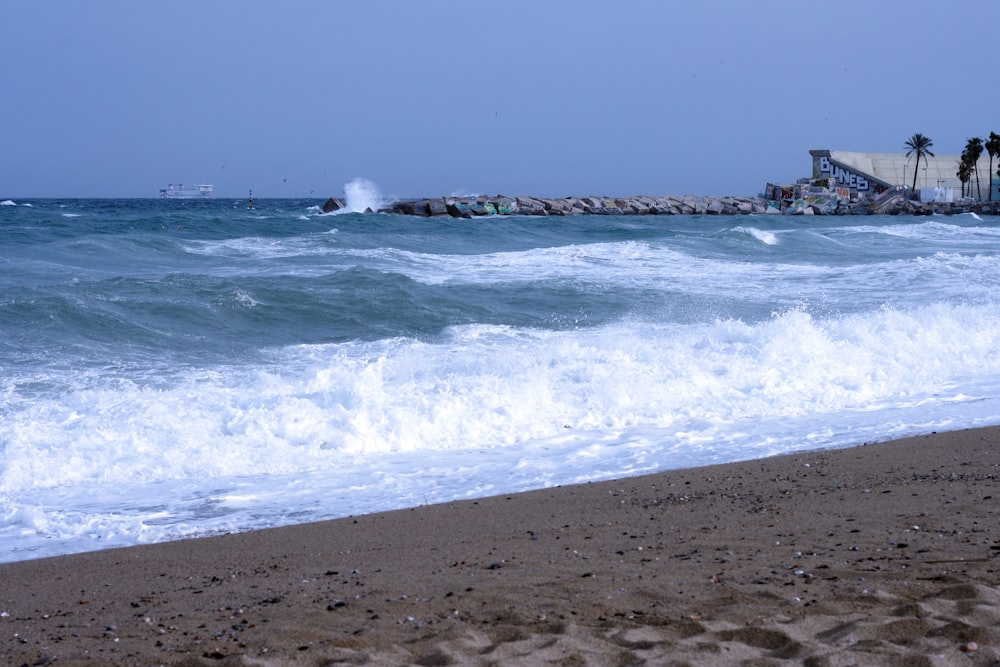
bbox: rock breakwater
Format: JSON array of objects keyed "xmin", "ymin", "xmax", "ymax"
[
  {"xmin": 323, "ymin": 194, "xmax": 770, "ymax": 216},
  {"xmin": 321, "ymin": 194, "xmax": 1000, "ymax": 217}
]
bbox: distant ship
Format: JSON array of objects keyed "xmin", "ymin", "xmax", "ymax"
[{"xmin": 159, "ymin": 184, "xmax": 214, "ymax": 198}]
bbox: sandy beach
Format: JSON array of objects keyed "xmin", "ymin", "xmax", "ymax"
[{"xmin": 2, "ymin": 427, "xmax": 999, "ymax": 666}]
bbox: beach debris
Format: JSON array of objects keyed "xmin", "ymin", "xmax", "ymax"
[{"xmin": 961, "ymin": 641, "xmax": 978, "ymax": 653}]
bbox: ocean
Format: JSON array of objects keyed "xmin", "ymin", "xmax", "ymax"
[{"xmin": 3, "ymin": 186, "xmax": 1000, "ymax": 563}]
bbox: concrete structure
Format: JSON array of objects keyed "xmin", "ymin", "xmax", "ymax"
[
  {"xmin": 920, "ymin": 187, "xmax": 954, "ymax": 203},
  {"xmin": 810, "ymin": 149, "xmax": 995, "ymax": 200}
]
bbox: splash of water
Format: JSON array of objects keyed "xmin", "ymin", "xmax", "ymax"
[{"xmin": 343, "ymin": 178, "xmax": 391, "ymax": 213}]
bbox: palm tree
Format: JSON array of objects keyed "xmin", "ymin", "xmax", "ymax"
[
  {"xmin": 986, "ymin": 132, "xmax": 1000, "ymax": 201},
  {"xmin": 904, "ymin": 133, "xmax": 934, "ymax": 192},
  {"xmin": 963, "ymin": 137, "xmax": 985, "ymax": 199},
  {"xmin": 957, "ymin": 159, "xmax": 973, "ymax": 198}
]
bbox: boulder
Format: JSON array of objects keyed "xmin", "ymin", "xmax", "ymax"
[
  {"xmin": 516, "ymin": 197, "xmax": 547, "ymax": 215},
  {"xmin": 321, "ymin": 197, "xmax": 345, "ymax": 213},
  {"xmin": 629, "ymin": 199, "xmax": 651, "ymax": 214},
  {"xmin": 546, "ymin": 200, "xmax": 574, "ymax": 215},
  {"xmin": 427, "ymin": 199, "xmax": 449, "ymax": 216},
  {"xmin": 400, "ymin": 200, "xmax": 430, "ymax": 216},
  {"xmin": 446, "ymin": 201, "xmax": 473, "ymax": 218}
]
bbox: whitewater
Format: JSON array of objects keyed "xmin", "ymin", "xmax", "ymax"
[{"xmin": 3, "ymin": 188, "xmax": 1000, "ymax": 563}]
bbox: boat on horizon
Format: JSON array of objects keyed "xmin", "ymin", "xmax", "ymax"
[{"xmin": 159, "ymin": 184, "xmax": 214, "ymax": 199}]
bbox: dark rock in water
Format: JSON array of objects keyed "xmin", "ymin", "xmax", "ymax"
[
  {"xmin": 584, "ymin": 206, "xmax": 623, "ymax": 215},
  {"xmin": 516, "ymin": 197, "xmax": 547, "ymax": 215},
  {"xmin": 399, "ymin": 200, "xmax": 430, "ymax": 217},
  {"xmin": 427, "ymin": 199, "xmax": 449, "ymax": 216},
  {"xmin": 322, "ymin": 197, "xmax": 345, "ymax": 213},
  {"xmin": 446, "ymin": 201, "xmax": 473, "ymax": 218},
  {"xmin": 521, "ymin": 205, "xmax": 548, "ymax": 216}
]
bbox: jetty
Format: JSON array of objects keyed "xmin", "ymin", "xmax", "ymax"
[{"xmin": 321, "ymin": 193, "xmax": 1000, "ymax": 217}]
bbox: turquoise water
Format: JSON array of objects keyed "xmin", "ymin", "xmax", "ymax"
[{"xmin": 3, "ymin": 196, "xmax": 1000, "ymax": 562}]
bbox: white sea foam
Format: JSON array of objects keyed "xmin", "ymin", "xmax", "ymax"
[
  {"xmin": 854, "ymin": 220, "xmax": 1000, "ymax": 241},
  {"xmin": 180, "ymin": 236, "xmax": 1000, "ymax": 316},
  {"xmin": 4, "ymin": 301, "xmax": 1000, "ymax": 560},
  {"xmin": 736, "ymin": 226, "xmax": 779, "ymax": 245},
  {"xmin": 1, "ymin": 200, "xmax": 16, "ymax": 206}
]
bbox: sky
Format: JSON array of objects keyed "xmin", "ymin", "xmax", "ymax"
[{"xmin": 3, "ymin": 0, "xmax": 999, "ymax": 200}]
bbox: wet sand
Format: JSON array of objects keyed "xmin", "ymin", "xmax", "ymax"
[{"xmin": 2, "ymin": 427, "xmax": 1000, "ymax": 666}]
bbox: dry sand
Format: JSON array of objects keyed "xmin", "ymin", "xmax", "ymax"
[{"xmin": 2, "ymin": 427, "xmax": 1000, "ymax": 666}]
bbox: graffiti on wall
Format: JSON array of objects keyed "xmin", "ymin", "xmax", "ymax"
[
  {"xmin": 769, "ymin": 185, "xmax": 795, "ymax": 201},
  {"xmin": 818, "ymin": 156, "xmax": 870, "ymax": 191}
]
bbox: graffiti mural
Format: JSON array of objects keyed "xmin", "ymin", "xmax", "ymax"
[
  {"xmin": 818, "ymin": 156, "xmax": 870, "ymax": 191},
  {"xmin": 766, "ymin": 184, "xmax": 796, "ymax": 201}
]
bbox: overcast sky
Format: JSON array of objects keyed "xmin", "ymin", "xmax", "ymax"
[{"xmin": 3, "ymin": 1, "xmax": 998, "ymax": 199}]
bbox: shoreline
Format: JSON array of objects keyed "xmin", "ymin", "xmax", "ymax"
[{"xmin": 3, "ymin": 426, "xmax": 999, "ymax": 665}]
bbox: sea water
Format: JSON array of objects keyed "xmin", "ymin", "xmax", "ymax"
[{"xmin": 3, "ymin": 190, "xmax": 1000, "ymax": 562}]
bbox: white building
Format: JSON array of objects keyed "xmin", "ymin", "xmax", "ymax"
[{"xmin": 810, "ymin": 149, "xmax": 997, "ymax": 200}]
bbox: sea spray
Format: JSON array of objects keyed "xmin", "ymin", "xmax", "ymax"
[{"xmin": 342, "ymin": 177, "xmax": 391, "ymax": 213}]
